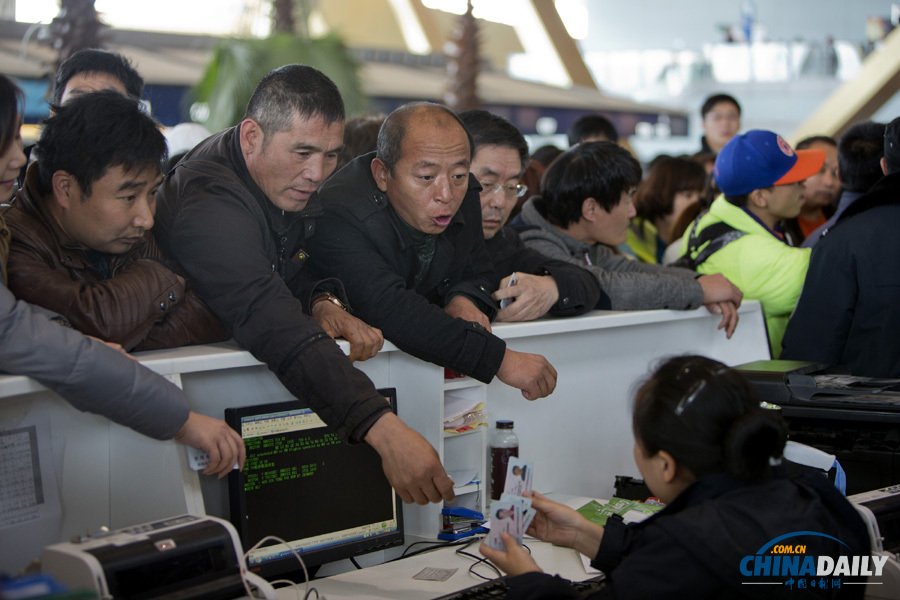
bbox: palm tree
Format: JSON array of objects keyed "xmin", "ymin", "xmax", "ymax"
[
  {"xmin": 272, "ymin": 0, "xmax": 295, "ymax": 34},
  {"xmin": 444, "ymin": 0, "xmax": 481, "ymax": 111},
  {"xmin": 192, "ymin": 0, "xmax": 365, "ymax": 132},
  {"xmin": 45, "ymin": 0, "xmax": 107, "ymax": 73}
]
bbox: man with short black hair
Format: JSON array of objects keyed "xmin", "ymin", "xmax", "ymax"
[
  {"xmin": 2, "ymin": 91, "xmax": 226, "ymax": 351},
  {"xmin": 156, "ymin": 66, "xmax": 454, "ymax": 506},
  {"xmin": 802, "ymin": 122, "xmax": 885, "ymax": 247},
  {"xmin": 680, "ymin": 130, "xmax": 824, "ymax": 356},
  {"xmin": 309, "ymin": 102, "xmax": 558, "ymax": 400},
  {"xmin": 21, "ymin": 49, "xmax": 144, "ymax": 182},
  {"xmin": 700, "ymin": 93, "xmax": 741, "ymax": 154},
  {"xmin": 460, "ymin": 109, "xmax": 603, "ymax": 320},
  {"xmin": 567, "ymin": 114, "xmax": 618, "ymax": 146},
  {"xmin": 782, "ymin": 116, "xmax": 900, "ymax": 376},
  {"xmin": 52, "ymin": 48, "xmax": 144, "ymax": 106}
]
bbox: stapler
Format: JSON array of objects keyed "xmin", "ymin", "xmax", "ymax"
[{"xmin": 439, "ymin": 507, "xmax": 487, "ymax": 540}]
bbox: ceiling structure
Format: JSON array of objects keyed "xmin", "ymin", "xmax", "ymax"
[{"xmin": 5, "ymin": 0, "xmax": 899, "ymax": 142}]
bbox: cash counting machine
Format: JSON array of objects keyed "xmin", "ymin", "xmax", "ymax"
[{"xmin": 41, "ymin": 515, "xmax": 275, "ymax": 599}]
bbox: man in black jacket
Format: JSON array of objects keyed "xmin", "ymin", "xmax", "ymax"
[
  {"xmin": 781, "ymin": 116, "xmax": 900, "ymax": 377},
  {"xmin": 155, "ymin": 65, "xmax": 454, "ymax": 506},
  {"xmin": 311, "ymin": 102, "xmax": 557, "ymax": 400},
  {"xmin": 459, "ymin": 109, "xmax": 606, "ymax": 319},
  {"xmin": 20, "ymin": 49, "xmax": 144, "ymax": 190}
]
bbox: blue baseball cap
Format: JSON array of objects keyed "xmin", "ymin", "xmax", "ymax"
[{"xmin": 714, "ymin": 130, "xmax": 825, "ymax": 196}]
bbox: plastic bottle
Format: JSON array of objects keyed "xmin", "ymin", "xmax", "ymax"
[{"xmin": 489, "ymin": 420, "xmax": 519, "ymax": 501}]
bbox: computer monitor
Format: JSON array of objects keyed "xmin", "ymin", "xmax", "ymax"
[{"xmin": 225, "ymin": 389, "xmax": 403, "ymax": 579}]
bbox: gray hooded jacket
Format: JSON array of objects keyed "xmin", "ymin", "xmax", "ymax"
[
  {"xmin": 513, "ymin": 198, "xmax": 704, "ymax": 311},
  {"xmin": 0, "ymin": 282, "xmax": 189, "ymax": 439}
]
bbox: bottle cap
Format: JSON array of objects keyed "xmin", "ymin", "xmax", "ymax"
[{"xmin": 496, "ymin": 420, "xmax": 514, "ymax": 429}]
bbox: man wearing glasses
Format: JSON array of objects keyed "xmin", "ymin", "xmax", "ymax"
[
  {"xmin": 311, "ymin": 102, "xmax": 557, "ymax": 401},
  {"xmin": 460, "ymin": 110, "xmax": 603, "ymax": 321}
]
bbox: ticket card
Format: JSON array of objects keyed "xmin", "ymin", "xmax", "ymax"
[
  {"xmin": 499, "ymin": 272, "xmax": 518, "ymax": 309},
  {"xmin": 487, "ymin": 459, "xmax": 537, "ymax": 551},
  {"xmin": 503, "ymin": 457, "xmax": 533, "ymax": 497},
  {"xmin": 485, "ymin": 499, "xmax": 519, "ymax": 551}
]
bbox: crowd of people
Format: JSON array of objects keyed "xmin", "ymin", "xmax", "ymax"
[{"xmin": 2, "ymin": 48, "xmax": 895, "ymax": 597}]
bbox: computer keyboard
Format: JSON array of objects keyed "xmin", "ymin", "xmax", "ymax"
[{"xmin": 433, "ymin": 573, "xmax": 606, "ymax": 599}]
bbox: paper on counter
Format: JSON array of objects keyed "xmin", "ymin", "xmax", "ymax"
[
  {"xmin": 447, "ymin": 469, "xmax": 479, "ymax": 489},
  {"xmin": 576, "ymin": 498, "xmax": 663, "ymax": 526},
  {"xmin": 0, "ymin": 412, "xmax": 62, "ymax": 570},
  {"xmin": 580, "ymin": 552, "xmax": 604, "ymax": 575}
]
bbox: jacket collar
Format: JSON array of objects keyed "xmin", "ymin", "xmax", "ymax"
[
  {"xmin": 834, "ymin": 189, "xmax": 864, "ymax": 216},
  {"xmin": 662, "ymin": 472, "xmax": 744, "ymax": 514},
  {"xmin": 645, "ymin": 470, "xmax": 783, "ymax": 525},
  {"xmin": 833, "ymin": 170, "xmax": 900, "ymax": 226},
  {"xmin": 518, "ymin": 196, "xmax": 592, "ymax": 256},
  {"xmin": 708, "ymin": 195, "xmax": 785, "ymax": 242}
]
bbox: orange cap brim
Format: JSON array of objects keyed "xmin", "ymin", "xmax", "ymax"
[{"xmin": 774, "ymin": 148, "xmax": 825, "ymax": 186}]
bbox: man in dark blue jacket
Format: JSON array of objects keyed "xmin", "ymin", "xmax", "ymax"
[{"xmin": 782, "ymin": 116, "xmax": 900, "ymax": 377}]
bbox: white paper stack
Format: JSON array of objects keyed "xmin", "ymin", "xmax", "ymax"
[{"xmin": 443, "ymin": 394, "xmax": 483, "ymax": 430}]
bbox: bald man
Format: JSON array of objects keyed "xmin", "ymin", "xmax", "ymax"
[{"xmin": 311, "ymin": 102, "xmax": 557, "ymax": 402}]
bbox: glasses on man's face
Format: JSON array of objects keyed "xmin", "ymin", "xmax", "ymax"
[
  {"xmin": 705, "ymin": 112, "xmax": 740, "ymax": 123},
  {"xmin": 479, "ymin": 181, "xmax": 528, "ymax": 199}
]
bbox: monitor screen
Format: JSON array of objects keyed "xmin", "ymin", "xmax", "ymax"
[{"xmin": 225, "ymin": 389, "xmax": 403, "ymax": 579}]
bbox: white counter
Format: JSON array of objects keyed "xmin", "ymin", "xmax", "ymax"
[{"xmin": 0, "ymin": 302, "xmax": 770, "ymax": 573}]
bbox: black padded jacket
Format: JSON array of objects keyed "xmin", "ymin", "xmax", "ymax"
[{"xmin": 154, "ymin": 128, "xmax": 389, "ymax": 442}]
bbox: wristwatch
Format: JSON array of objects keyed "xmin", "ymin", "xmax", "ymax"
[{"xmin": 311, "ymin": 292, "xmax": 348, "ymax": 312}]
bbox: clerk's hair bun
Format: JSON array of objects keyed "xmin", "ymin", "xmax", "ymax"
[{"xmin": 723, "ymin": 410, "xmax": 787, "ymax": 482}]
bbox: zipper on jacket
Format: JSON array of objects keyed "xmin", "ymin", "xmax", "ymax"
[{"xmin": 276, "ymin": 234, "xmax": 288, "ymax": 275}]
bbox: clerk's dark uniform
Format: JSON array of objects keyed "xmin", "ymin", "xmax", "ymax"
[{"xmin": 507, "ymin": 470, "xmax": 870, "ymax": 600}]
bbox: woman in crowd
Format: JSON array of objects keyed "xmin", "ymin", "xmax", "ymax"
[
  {"xmin": 624, "ymin": 156, "xmax": 706, "ymax": 264},
  {"xmin": 334, "ymin": 113, "xmax": 385, "ymax": 173},
  {"xmin": 0, "ymin": 74, "xmax": 244, "ymax": 476},
  {"xmin": 481, "ymin": 355, "xmax": 871, "ymax": 599},
  {"xmin": 0, "ymin": 75, "xmax": 26, "ymax": 202}
]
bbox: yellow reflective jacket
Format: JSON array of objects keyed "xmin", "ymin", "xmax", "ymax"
[
  {"xmin": 680, "ymin": 196, "xmax": 810, "ymax": 357},
  {"xmin": 624, "ymin": 218, "xmax": 660, "ymax": 264}
]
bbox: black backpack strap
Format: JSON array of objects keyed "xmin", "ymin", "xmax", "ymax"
[{"xmin": 673, "ymin": 213, "xmax": 746, "ymax": 270}]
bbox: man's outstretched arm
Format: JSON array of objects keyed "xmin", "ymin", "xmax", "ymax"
[
  {"xmin": 364, "ymin": 412, "xmax": 455, "ymax": 505},
  {"xmin": 157, "ymin": 176, "xmax": 452, "ymax": 501},
  {"xmin": 0, "ymin": 283, "xmax": 244, "ymax": 476}
]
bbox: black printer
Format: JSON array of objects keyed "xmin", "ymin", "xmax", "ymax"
[{"xmin": 736, "ymin": 360, "xmax": 900, "ymax": 495}]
